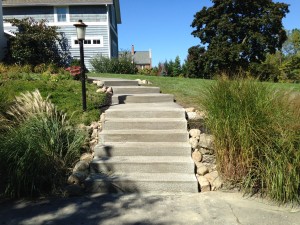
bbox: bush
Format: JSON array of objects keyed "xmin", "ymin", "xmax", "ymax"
[
  {"xmin": 0, "ymin": 90, "xmax": 86, "ymax": 197},
  {"xmin": 201, "ymin": 77, "xmax": 300, "ymax": 204},
  {"xmin": 91, "ymin": 55, "xmax": 136, "ymax": 74}
]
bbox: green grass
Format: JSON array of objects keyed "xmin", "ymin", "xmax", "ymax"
[
  {"xmin": 89, "ymin": 72, "xmax": 299, "ymax": 109},
  {"xmin": 0, "ymin": 90, "xmax": 86, "ymax": 198},
  {"xmin": 0, "ymin": 79, "xmax": 107, "ymax": 125},
  {"xmin": 201, "ymin": 78, "xmax": 300, "ymax": 204}
]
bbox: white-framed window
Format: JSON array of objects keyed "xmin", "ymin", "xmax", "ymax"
[
  {"xmin": 71, "ymin": 36, "xmax": 104, "ymax": 48},
  {"xmin": 54, "ymin": 6, "xmax": 69, "ymax": 22}
]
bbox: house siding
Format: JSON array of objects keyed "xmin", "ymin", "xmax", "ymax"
[
  {"xmin": 69, "ymin": 5, "xmax": 107, "ymax": 22},
  {"xmin": 2, "ymin": 2, "xmax": 119, "ymax": 70},
  {"xmin": 3, "ymin": 6, "xmax": 54, "ymax": 21},
  {"xmin": 0, "ymin": 0, "xmax": 6, "ymax": 60},
  {"xmin": 58, "ymin": 25, "xmax": 109, "ymax": 70}
]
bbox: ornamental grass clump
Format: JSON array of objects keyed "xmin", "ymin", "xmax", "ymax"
[
  {"xmin": 0, "ymin": 90, "xmax": 86, "ymax": 198},
  {"xmin": 201, "ymin": 77, "xmax": 300, "ymax": 204}
]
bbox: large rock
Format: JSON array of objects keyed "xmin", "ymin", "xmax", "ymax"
[
  {"xmin": 192, "ymin": 150, "xmax": 202, "ymax": 163},
  {"xmin": 187, "ymin": 112, "xmax": 201, "ymax": 121},
  {"xmin": 189, "ymin": 137, "xmax": 199, "ymax": 149},
  {"xmin": 96, "ymin": 80, "xmax": 104, "ymax": 87},
  {"xmin": 196, "ymin": 175, "xmax": 211, "ymax": 192},
  {"xmin": 204, "ymin": 171, "xmax": 223, "ymax": 191},
  {"xmin": 199, "ymin": 147, "xmax": 214, "ymax": 155},
  {"xmin": 196, "ymin": 163, "xmax": 209, "ymax": 176},
  {"xmin": 199, "ymin": 133, "xmax": 214, "ymax": 149},
  {"xmin": 185, "ymin": 107, "xmax": 195, "ymax": 113},
  {"xmin": 73, "ymin": 161, "xmax": 89, "ymax": 173},
  {"xmin": 67, "ymin": 171, "xmax": 88, "ymax": 185},
  {"xmin": 80, "ymin": 153, "xmax": 94, "ymax": 163},
  {"xmin": 189, "ymin": 129, "xmax": 201, "ymax": 139}
]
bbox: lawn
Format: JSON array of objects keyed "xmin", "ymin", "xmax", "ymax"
[
  {"xmin": 0, "ymin": 79, "xmax": 107, "ymax": 125},
  {"xmin": 88, "ymin": 72, "xmax": 299, "ymax": 109}
]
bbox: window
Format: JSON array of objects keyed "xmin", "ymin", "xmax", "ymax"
[
  {"xmin": 55, "ymin": 7, "xmax": 68, "ymax": 22},
  {"xmin": 71, "ymin": 36, "xmax": 104, "ymax": 48}
]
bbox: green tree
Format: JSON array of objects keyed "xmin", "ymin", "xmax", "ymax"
[
  {"xmin": 191, "ymin": 0, "xmax": 289, "ymax": 76},
  {"xmin": 4, "ymin": 17, "xmax": 70, "ymax": 67},
  {"xmin": 186, "ymin": 45, "xmax": 208, "ymax": 78},
  {"xmin": 172, "ymin": 56, "xmax": 182, "ymax": 77}
]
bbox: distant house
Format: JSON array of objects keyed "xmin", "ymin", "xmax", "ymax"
[
  {"xmin": 131, "ymin": 45, "xmax": 152, "ymax": 70},
  {"xmin": 2, "ymin": 0, "xmax": 121, "ymax": 69},
  {"xmin": 0, "ymin": 0, "xmax": 6, "ymax": 60}
]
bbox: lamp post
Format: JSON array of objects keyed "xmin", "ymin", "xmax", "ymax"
[{"xmin": 74, "ymin": 20, "xmax": 88, "ymax": 111}]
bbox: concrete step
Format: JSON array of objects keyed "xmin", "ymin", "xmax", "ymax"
[
  {"xmin": 99, "ymin": 130, "xmax": 189, "ymax": 143},
  {"xmin": 85, "ymin": 172, "xmax": 198, "ymax": 193},
  {"xmin": 103, "ymin": 80, "xmax": 139, "ymax": 86},
  {"xmin": 105, "ymin": 104, "xmax": 186, "ymax": 119},
  {"xmin": 94, "ymin": 142, "xmax": 192, "ymax": 157},
  {"xmin": 103, "ymin": 118, "xmax": 187, "ymax": 130},
  {"xmin": 90, "ymin": 156, "xmax": 195, "ymax": 174},
  {"xmin": 112, "ymin": 94, "xmax": 174, "ymax": 104},
  {"xmin": 112, "ymin": 86, "xmax": 160, "ymax": 94}
]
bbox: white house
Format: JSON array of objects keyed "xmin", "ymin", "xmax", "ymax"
[
  {"xmin": 2, "ymin": 0, "xmax": 121, "ymax": 69},
  {"xmin": 0, "ymin": 0, "xmax": 6, "ymax": 60}
]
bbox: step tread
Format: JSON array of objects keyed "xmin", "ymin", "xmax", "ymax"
[
  {"xmin": 92, "ymin": 156, "xmax": 193, "ymax": 163},
  {"xmin": 89, "ymin": 172, "xmax": 196, "ymax": 182},
  {"xmin": 100, "ymin": 142, "xmax": 191, "ymax": 147},
  {"xmin": 106, "ymin": 102, "xmax": 184, "ymax": 110},
  {"xmin": 113, "ymin": 93, "xmax": 172, "ymax": 96},
  {"xmin": 101, "ymin": 130, "xmax": 188, "ymax": 134},
  {"xmin": 104, "ymin": 118, "xmax": 187, "ymax": 122}
]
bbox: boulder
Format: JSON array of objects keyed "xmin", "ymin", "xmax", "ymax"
[
  {"xmin": 67, "ymin": 171, "xmax": 88, "ymax": 185},
  {"xmin": 96, "ymin": 88, "xmax": 105, "ymax": 93},
  {"xmin": 187, "ymin": 112, "xmax": 201, "ymax": 121},
  {"xmin": 135, "ymin": 79, "xmax": 143, "ymax": 85},
  {"xmin": 90, "ymin": 121, "xmax": 99, "ymax": 130},
  {"xmin": 189, "ymin": 129, "xmax": 201, "ymax": 139},
  {"xmin": 189, "ymin": 137, "xmax": 199, "ymax": 149},
  {"xmin": 204, "ymin": 171, "xmax": 223, "ymax": 191},
  {"xmin": 91, "ymin": 128, "xmax": 98, "ymax": 139},
  {"xmin": 199, "ymin": 133, "xmax": 214, "ymax": 149},
  {"xmin": 106, "ymin": 87, "xmax": 113, "ymax": 94},
  {"xmin": 73, "ymin": 161, "xmax": 89, "ymax": 173},
  {"xmin": 196, "ymin": 163, "xmax": 209, "ymax": 176},
  {"xmin": 192, "ymin": 150, "xmax": 202, "ymax": 163},
  {"xmin": 96, "ymin": 80, "xmax": 104, "ymax": 87},
  {"xmin": 202, "ymin": 154, "xmax": 216, "ymax": 164},
  {"xmin": 185, "ymin": 107, "xmax": 195, "ymax": 113},
  {"xmin": 80, "ymin": 153, "xmax": 94, "ymax": 163},
  {"xmin": 199, "ymin": 147, "xmax": 214, "ymax": 155},
  {"xmin": 196, "ymin": 175, "xmax": 211, "ymax": 192}
]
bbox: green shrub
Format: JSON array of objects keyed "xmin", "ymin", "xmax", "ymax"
[
  {"xmin": 201, "ymin": 77, "xmax": 300, "ymax": 204},
  {"xmin": 0, "ymin": 90, "xmax": 86, "ymax": 197},
  {"xmin": 91, "ymin": 55, "xmax": 136, "ymax": 74}
]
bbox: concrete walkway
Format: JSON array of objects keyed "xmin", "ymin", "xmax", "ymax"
[{"xmin": 0, "ymin": 191, "xmax": 299, "ymax": 225}]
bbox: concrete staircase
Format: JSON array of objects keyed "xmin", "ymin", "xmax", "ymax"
[{"xmin": 86, "ymin": 78, "xmax": 198, "ymax": 193}]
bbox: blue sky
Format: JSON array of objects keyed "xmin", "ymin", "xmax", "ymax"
[{"xmin": 118, "ymin": 0, "xmax": 300, "ymax": 67}]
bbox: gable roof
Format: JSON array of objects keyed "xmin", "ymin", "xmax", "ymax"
[
  {"xmin": 2, "ymin": 0, "xmax": 121, "ymax": 23},
  {"xmin": 133, "ymin": 51, "xmax": 151, "ymax": 65}
]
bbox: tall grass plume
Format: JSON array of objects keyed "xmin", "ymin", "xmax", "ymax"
[{"xmin": 201, "ymin": 77, "xmax": 300, "ymax": 204}]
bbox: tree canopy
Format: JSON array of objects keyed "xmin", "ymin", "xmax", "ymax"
[
  {"xmin": 4, "ymin": 17, "xmax": 70, "ymax": 67},
  {"xmin": 190, "ymin": 0, "xmax": 289, "ymax": 77}
]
